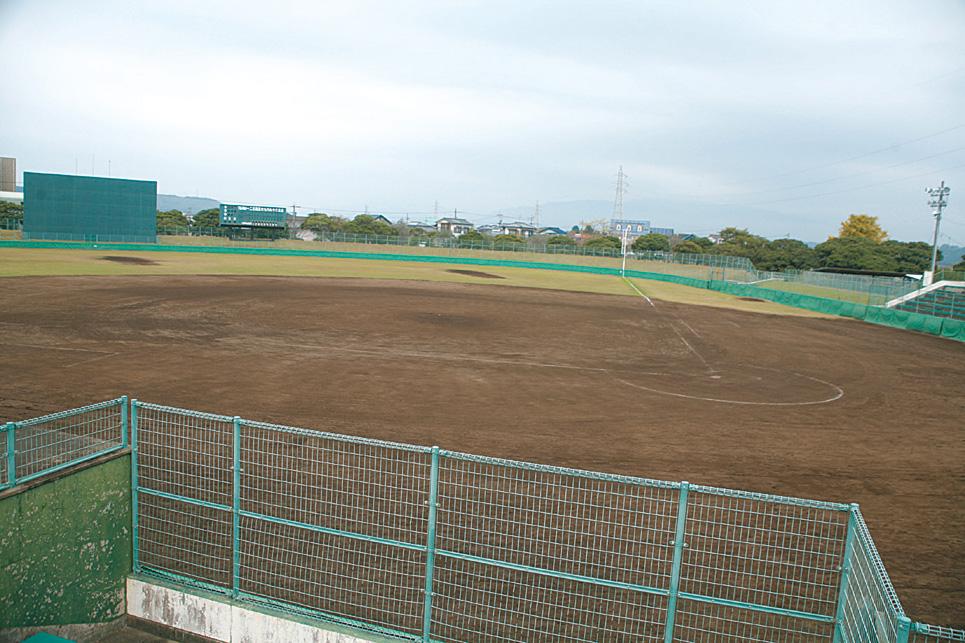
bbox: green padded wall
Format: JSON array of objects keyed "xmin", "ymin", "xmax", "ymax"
[{"xmin": 23, "ymin": 173, "xmax": 157, "ymax": 243}]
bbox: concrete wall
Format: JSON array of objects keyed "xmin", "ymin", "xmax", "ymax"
[
  {"xmin": 127, "ymin": 577, "xmax": 393, "ymax": 643},
  {"xmin": 0, "ymin": 454, "xmax": 132, "ymax": 627}
]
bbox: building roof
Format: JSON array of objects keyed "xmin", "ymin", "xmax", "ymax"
[
  {"xmin": 539, "ymin": 226, "xmax": 567, "ymax": 235},
  {"xmin": 436, "ymin": 217, "xmax": 474, "ymax": 226},
  {"xmin": 501, "ymin": 221, "xmax": 536, "ymax": 229}
]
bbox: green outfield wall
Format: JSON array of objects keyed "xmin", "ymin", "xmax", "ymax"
[
  {"xmin": 1, "ymin": 240, "xmax": 961, "ymax": 342},
  {"xmin": 0, "ymin": 454, "xmax": 132, "ymax": 628}
]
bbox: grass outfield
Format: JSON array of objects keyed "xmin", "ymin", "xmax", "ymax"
[{"xmin": 0, "ymin": 247, "xmax": 830, "ymax": 317}]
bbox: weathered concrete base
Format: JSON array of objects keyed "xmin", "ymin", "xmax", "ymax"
[{"xmin": 127, "ymin": 576, "xmax": 392, "ymax": 643}]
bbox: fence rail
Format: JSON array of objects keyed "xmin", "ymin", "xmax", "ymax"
[
  {"xmin": 127, "ymin": 399, "xmax": 963, "ymax": 642},
  {"xmin": 1, "ymin": 397, "xmax": 127, "ymax": 490}
]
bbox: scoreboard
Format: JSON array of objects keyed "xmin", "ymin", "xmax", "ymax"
[{"xmin": 219, "ymin": 204, "xmax": 287, "ymax": 228}]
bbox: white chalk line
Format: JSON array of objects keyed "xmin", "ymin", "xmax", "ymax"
[
  {"xmin": 614, "ymin": 373, "xmax": 845, "ymax": 406},
  {"xmin": 678, "ymin": 320, "xmax": 701, "ymax": 338},
  {"xmin": 277, "ymin": 340, "xmax": 844, "ymax": 407},
  {"xmin": 618, "ymin": 277, "xmax": 843, "ymax": 405},
  {"xmin": 0, "ymin": 342, "xmax": 114, "ymax": 354},
  {"xmin": 622, "ymin": 277, "xmax": 654, "ymax": 306}
]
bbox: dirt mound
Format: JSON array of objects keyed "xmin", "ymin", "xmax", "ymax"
[
  {"xmin": 446, "ymin": 269, "xmax": 505, "ymax": 279},
  {"xmin": 100, "ymin": 255, "xmax": 159, "ymax": 265}
]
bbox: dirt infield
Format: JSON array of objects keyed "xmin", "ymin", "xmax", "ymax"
[{"xmin": 0, "ymin": 275, "xmax": 962, "ymax": 625}]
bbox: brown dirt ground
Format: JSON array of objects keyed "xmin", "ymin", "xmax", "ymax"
[{"xmin": 0, "ymin": 275, "xmax": 962, "ymax": 626}]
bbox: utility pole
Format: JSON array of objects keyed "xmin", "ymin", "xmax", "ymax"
[
  {"xmin": 434, "ymin": 200, "xmax": 439, "ymax": 219},
  {"xmin": 532, "ymin": 200, "xmax": 540, "ymax": 231},
  {"xmin": 926, "ymin": 181, "xmax": 950, "ymax": 275},
  {"xmin": 290, "ymin": 203, "xmax": 300, "ymax": 228}
]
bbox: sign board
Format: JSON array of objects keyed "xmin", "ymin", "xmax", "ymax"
[{"xmin": 220, "ymin": 204, "xmax": 287, "ymax": 228}]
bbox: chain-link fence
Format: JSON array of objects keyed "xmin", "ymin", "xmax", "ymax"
[
  {"xmin": 1, "ymin": 397, "xmax": 127, "ymax": 489},
  {"xmin": 128, "ymin": 399, "xmax": 963, "ymax": 642}
]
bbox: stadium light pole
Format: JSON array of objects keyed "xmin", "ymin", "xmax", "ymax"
[{"xmin": 926, "ymin": 181, "xmax": 950, "ymax": 276}]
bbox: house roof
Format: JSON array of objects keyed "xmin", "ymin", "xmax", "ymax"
[
  {"xmin": 436, "ymin": 217, "xmax": 474, "ymax": 226},
  {"xmin": 501, "ymin": 221, "xmax": 536, "ymax": 229}
]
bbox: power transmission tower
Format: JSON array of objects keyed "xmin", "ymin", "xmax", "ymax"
[
  {"xmin": 612, "ymin": 166, "xmax": 628, "ymax": 222},
  {"xmin": 434, "ymin": 200, "xmax": 439, "ymax": 219},
  {"xmin": 926, "ymin": 181, "xmax": 950, "ymax": 275},
  {"xmin": 532, "ymin": 201, "xmax": 540, "ymax": 230}
]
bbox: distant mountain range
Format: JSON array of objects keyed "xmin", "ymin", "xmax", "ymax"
[
  {"xmin": 940, "ymin": 244, "xmax": 964, "ymax": 266},
  {"xmin": 157, "ymin": 194, "xmax": 220, "ymax": 215}
]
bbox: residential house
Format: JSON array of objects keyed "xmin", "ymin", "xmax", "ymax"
[{"xmin": 435, "ymin": 217, "xmax": 474, "ymax": 237}]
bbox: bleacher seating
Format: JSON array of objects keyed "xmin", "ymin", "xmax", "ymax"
[{"xmin": 895, "ymin": 283, "xmax": 965, "ymax": 321}]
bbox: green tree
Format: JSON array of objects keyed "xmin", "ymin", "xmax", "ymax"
[
  {"xmin": 0, "ymin": 201, "xmax": 23, "ymax": 222},
  {"xmin": 953, "ymin": 259, "xmax": 965, "ymax": 272},
  {"xmin": 302, "ymin": 213, "xmax": 347, "ymax": 235},
  {"xmin": 881, "ymin": 240, "xmax": 938, "ymax": 273},
  {"xmin": 156, "ymin": 209, "xmax": 189, "ymax": 230},
  {"xmin": 756, "ymin": 239, "xmax": 818, "ymax": 271},
  {"xmin": 583, "ymin": 235, "xmax": 621, "ymax": 251},
  {"xmin": 458, "ymin": 229, "xmax": 486, "ymax": 246},
  {"xmin": 547, "ymin": 235, "xmax": 576, "ymax": 246},
  {"xmin": 814, "ymin": 236, "xmax": 893, "ymax": 271},
  {"xmin": 631, "ymin": 233, "xmax": 671, "ymax": 252},
  {"xmin": 838, "ymin": 214, "xmax": 887, "ymax": 243},
  {"xmin": 692, "ymin": 236, "xmax": 714, "ymax": 249},
  {"xmin": 672, "ymin": 240, "xmax": 704, "ymax": 254},
  {"xmin": 343, "ymin": 214, "xmax": 397, "ymax": 236},
  {"xmin": 711, "ymin": 227, "xmax": 769, "ymax": 261},
  {"xmin": 191, "ymin": 208, "xmax": 221, "ymax": 229},
  {"xmin": 493, "ymin": 234, "xmax": 525, "ymax": 247}
]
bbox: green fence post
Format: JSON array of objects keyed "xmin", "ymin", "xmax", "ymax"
[
  {"xmin": 120, "ymin": 395, "xmax": 129, "ymax": 449},
  {"xmin": 422, "ymin": 446, "xmax": 441, "ymax": 642},
  {"xmin": 232, "ymin": 416, "xmax": 242, "ymax": 599},
  {"xmin": 832, "ymin": 504, "xmax": 859, "ymax": 643},
  {"xmin": 130, "ymin": 400, "xmax": 141, "ymax": 574},
  {"xmin": 896, "ymin": 615, "xmax": 912, "ymax": 643},
  {"xmin": 5, "ymin": 422, "xmax": 15, "ymax": 487},
  {"xmin": 664, "ymin": 481, "xmax": 690, "ymax": 643}
]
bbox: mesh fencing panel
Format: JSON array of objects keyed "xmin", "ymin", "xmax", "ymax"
[
  {"xmin": 134, "ymin": 403, "xmax": 233, "ymax": 591},
  {"xmin": 838, "ymin": 510, "xmax": 907, "ymax": 643},
  {"xmin": 911, "ymin": 625, "xmax": 965, "ymax": 642},
  {"xmin": 126, "ymin": 401, "xmax": 965, "ymax": 641},
  {"xmin": 681, "ymin": 486, "xmax": 848, "ymax": 617},
  {"xmin": 5, "ymin": 398, "xmax": 125, "ymax": 486},
  {"xmin": 236, "ymin": 420, "xmax": 431, "ymax": 636}
]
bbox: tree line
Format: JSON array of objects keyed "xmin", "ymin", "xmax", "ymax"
[{"xmin": 564, "ymin": 215, "xmax": 951, "ymax": 274}]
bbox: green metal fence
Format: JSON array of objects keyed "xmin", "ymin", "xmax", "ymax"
[
  {"xmin": 1, "ymin": 397, "xmax": 127, "ymax": 489},
  {"xmin": 127, "ymin": 398, "xmax": 963, "ymax": 642}
]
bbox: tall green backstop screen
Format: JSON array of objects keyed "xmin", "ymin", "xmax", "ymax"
[{"xmin": 23, "ymin": 172, "xmax": 157, "ymax": 243}]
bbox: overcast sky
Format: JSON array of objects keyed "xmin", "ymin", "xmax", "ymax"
[{"xmin": 2, "ymin": 0, "xmax": 964, "ymax": 241}]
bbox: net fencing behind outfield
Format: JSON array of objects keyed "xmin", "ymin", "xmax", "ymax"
[
  {"xmin": 128, "ymin": 399, "xmax": 965, "ymax": 642},
  {"xmin": 1, "ymin": 397, "xmax": 127, "ymax": 489}
]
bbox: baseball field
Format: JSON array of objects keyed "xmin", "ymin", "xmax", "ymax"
[{"xmin": 0, "ymin": 247, "xmax": 962, "ymax": 627}]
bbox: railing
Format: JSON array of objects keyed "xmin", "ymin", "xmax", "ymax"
[
  {"xmin": 1, "ymin": 397, "xmax": 128, "ymax": 489},
  {"xmin": 129, "ymin": 399, "xmax": 963, "ymax": 642}
]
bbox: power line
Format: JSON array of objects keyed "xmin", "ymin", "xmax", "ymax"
[
  {"xmin": 729, "ymin": 122, "xmax": 965, "ymax": 186},
  {"xmin": 722, "ymin": 160, "xmax": 965, "ymax": 206},
  {"xmin": 724, "ymin": 145, "xmax": 965, "ymax": 197}
]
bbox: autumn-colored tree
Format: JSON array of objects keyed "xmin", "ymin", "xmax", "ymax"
[{"xmin": 838, "ymin": 214, "xmax": 887, "ymax": 243}]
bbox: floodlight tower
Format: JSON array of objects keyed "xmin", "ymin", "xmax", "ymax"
[{"xmin": 926, "ymin": 181, "xmax": 950, "ymax": 275}]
